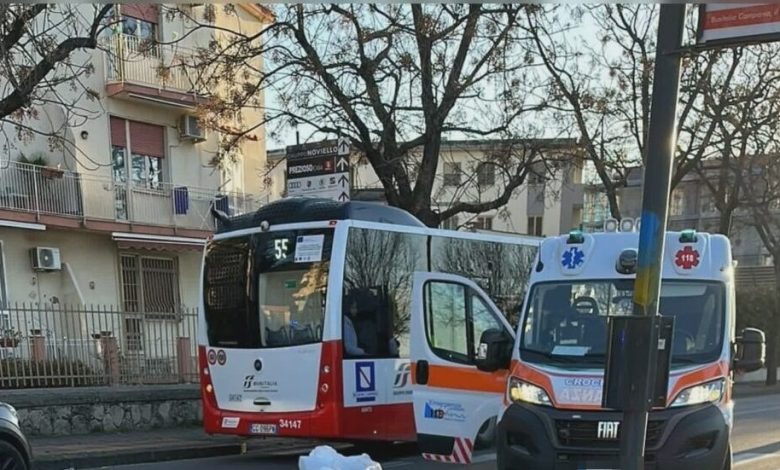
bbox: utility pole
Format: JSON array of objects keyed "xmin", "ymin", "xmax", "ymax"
[{"xmin": 619, "ymin": 4, "xmax": 686, "ymax": 469}]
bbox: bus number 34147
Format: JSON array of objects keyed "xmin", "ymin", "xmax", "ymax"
[{"xmin": 279, "ymin": 419, "xmax": 302, "ymax": 430}]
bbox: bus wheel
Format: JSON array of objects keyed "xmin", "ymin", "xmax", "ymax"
[{"xmin": 474, "ymin": 417, "xmax": 497, "ymax": 450}]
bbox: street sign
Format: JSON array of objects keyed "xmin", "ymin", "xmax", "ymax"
[
  {"xmin": 698, "ymin": 4, "xmax": 780, "ymax": 45},
  {"xmin": 285, "ymin": 138, "xmax": 351, "ymax": 202}
]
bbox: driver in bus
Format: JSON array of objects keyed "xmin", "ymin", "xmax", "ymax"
[{"xmin": 343, "ymin": 299, "xmax": 366, "ymax": 356}]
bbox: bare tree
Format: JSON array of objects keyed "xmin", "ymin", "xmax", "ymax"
[
  {"xmin": 0, "ymin": 4, "xmax": 113, "ymax": 154},
  {"xmin": 171, "ymin": 4, "xmax": 555, "ymax": 227},
  {"xmin": 526, "ymin": 5, "xmax": 729, "ymax": 219},
  {"xmin": 742, "ymin": 153, "xmax": 780, "ymax": 385}
]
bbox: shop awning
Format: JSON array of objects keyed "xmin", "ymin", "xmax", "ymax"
[{"xmin": 111, "ymin": 232, "xmax": 206, "ymax": 252}]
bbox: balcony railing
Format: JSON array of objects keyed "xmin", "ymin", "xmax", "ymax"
[
  {"xmin": 104, "ymin": 34, "xmax": 200, "ymax": 94},
  {"xmin": 0, "ymin": 161, "xmax": 266, "ymax": 231}
]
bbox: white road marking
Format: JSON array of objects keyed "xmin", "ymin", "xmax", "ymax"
[
  {"xmin": 734, "ymin": 452, "xmax": 780, "ymax": 467},
  {"xmin": 735, "ymin": 405, "xmax": 780, "ymax": 418}
]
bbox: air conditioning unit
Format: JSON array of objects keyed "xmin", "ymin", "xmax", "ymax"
[
  {"xmin": 179, "ymin": 115, "xmax": 206, "ymax": 142},
  {"xmin": 30, "ymin": 247, "xmax": 61, "ymax": 271}
]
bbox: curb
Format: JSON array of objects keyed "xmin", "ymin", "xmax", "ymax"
[
  {"xmin": 733, "ymin": 383, "xmax": 780, "ymax": 399},
  {"xmin": 33, "ymin": 442, "xmax": 242, "ymax": 470}
]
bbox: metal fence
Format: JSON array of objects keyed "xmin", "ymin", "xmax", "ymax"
[
  {"xmin": 0, "ymin": 303, "xmax": 199, "ymax": 389},
  {"xmin": 105, "ymin": 33, "xmax": 198, "ymax": 93},
  {"xmin": 0, "ymin": 160, "xmax": 267, "ymax": 231}
]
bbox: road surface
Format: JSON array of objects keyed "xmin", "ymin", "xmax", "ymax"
[{"xmin": 104, "ymin": 393, "xmax": 780, "ymax": 470}]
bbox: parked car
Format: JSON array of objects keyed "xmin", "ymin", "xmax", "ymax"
[{"xmin": 0, "ymin": 402, "xmax": 31, "ymax": 470}]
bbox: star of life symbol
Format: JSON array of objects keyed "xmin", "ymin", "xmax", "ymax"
[
  {"xmin": 561, "ymin": 247, "xmax": 585, "ymax": 270},
  {"xmin": 675, "ymin": 246, "xmax": 700, "ymax": 270}
]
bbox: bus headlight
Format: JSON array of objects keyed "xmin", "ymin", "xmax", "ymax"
[
  {"xmin": 508, "ymin": 377, "xmax": 552, "ymax": 406},
  {"xmin": 670, "ymin": 379, "xmax": 724, "ymax": 408}
]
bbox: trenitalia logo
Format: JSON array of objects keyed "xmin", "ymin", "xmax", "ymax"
[{"xmin": 394, "ymin": 363, "xmax": 411, "ymax": 388}]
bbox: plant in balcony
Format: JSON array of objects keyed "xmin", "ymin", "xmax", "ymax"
[
  {"xmin": 0, "ymin": 328, "xmax": 23, "ymax": 348},
  {"xmin": 18, "ymin": 152, "xmax": 64, "ymax": 179}
]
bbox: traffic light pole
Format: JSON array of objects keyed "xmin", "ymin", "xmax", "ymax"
[{"xmin": 620, "ymin": 5, "xmax": 686, "ymax": 469}]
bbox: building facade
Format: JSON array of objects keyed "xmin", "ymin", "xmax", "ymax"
[
  {"xmin": 583, "ymin": 166, "xmax": 771, "ymax": 266},
  {"xmin": 267, "ymin": 139, "xmax": 584, "ymax": 237},
  {"xmin": 0, "ymin": 5, "xmax": 271, "ymax": 370}
]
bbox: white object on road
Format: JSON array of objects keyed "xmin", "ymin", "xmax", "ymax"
[{"xmin": 298, "ymin": 445, "xmax": 382, "ymax": 470}]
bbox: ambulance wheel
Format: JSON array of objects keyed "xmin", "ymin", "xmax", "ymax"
[{"xmin": 474, "ymin": 417, "xmax": 497, "ymax": 450}]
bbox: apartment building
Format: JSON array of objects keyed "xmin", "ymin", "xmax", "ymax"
[
  {"xmin": 267, "ymin": 138, "xmax": 584, "ymax": 236},
  {"xmin": 583, "ymin": 166, "xmax": 771, "ymax": 266},
  {"xmin": 0, "ymin": 5, "xmax": 271, "ymax": 367}
]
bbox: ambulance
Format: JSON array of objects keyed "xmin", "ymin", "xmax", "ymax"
[{"xmin": 410, "ymin": 228, "xmax": 765, "ymax": 469}]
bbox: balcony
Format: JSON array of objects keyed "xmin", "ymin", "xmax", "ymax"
[
  {"xmin": 104, "ymin": 34, "xmax": 206, "ymax": 108},
  {"xmin": 0, "ymin": 161, "xmax": 266, "ymax": 235}
]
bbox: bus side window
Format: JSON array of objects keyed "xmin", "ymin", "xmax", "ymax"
[{"xmin": 344, "ymin": 227, "xmax": 427, "ymax": 359}]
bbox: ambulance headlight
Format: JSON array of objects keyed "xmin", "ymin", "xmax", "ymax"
[
  {"xmin": 508, "ymin": 377, "xmax": 552, "ymax": 406},
  {"xmin": 670, "ymin": 379, "xmax": 724, "ymax": 408}
]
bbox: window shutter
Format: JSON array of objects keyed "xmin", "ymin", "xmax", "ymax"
[
  {"xmin": 129, "ymin": 121, "xmax": 165, "ymax": 158},
  {"xmin": 121, "ymin": 4, "xmax": 159, "ymax": 24},
  {"xmin": 110, "ymin": 117, "xmax": 127, "ymax": 148}
]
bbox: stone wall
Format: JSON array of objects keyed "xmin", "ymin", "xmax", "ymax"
[{"xmin": 1, "ymin": 385, "xmax": 202, "ymax": 436}]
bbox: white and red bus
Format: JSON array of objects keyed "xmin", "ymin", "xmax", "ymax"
[{"xmin": 197, "ymin": 197, "xmax": 538, "ymax": 443}]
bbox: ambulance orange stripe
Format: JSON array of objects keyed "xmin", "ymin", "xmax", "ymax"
[{"xmin": 411, "ymin": 362, "xmax": 509, "ymax": 393}]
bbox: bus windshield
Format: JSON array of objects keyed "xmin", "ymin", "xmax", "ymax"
[
  {"xmin": 203, "ymin": 228, "xmax": 333, "ymax": 348},
  {"xmin": 520, "ymin": 279, "xmax": 725, "ymax": 367}
]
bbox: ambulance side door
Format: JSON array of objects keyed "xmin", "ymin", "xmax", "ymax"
[{"xmin": 410, "ymin": 272, "xmax": 515, "ymax": 464}]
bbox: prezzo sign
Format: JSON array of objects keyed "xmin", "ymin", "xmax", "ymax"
[
  {"xmin": 698, "ymin": 4, "xmax": 780, "ymax": 44},
  {"xmin": 285, "ymin": 138, "xmax": 351, "ymax": 202}
]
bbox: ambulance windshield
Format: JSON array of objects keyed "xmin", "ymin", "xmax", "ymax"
[{"xmin": 520, "ymin": 280, "xmax": 725, "ymax": 367}]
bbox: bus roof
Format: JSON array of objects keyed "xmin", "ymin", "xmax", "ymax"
[{"xmin": 215, "ymin": 197, "xmax": 425, "ymax": 234}]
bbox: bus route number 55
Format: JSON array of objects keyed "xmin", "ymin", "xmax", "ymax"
[{"xmin": 274, "ymin": 239, "xmax": 290, "ymax": 260}]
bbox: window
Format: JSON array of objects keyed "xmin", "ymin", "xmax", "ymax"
[
  {"xmin": 471, "ymin": 295, "xmax": 504, "ymax": 353},
  {"xmin": 120, "ymin": 254, "xmax": 180, "ymax": 320},
  {"xmin": 521, "ymin": 280, "xmax": 725, "ymax": 367},
  {"xmin": 441, "ymin": 215, "xmax": 459, "ymax": 230},
  {"xmin": 426, "ymin": 282, "xmax": 469, "ymax": 362},
  {"xmin": 528, "ymin": 172, "xmax": 546, "ymax": 184},
  {"xmin": 670, "ymin": 189, "xmax": 685, "ymax": 216},
  {"xmin": 528, "ymin": 216, "xmax": 543, "ymax": 236},
  {"xmin": 443, "ymin": 162, "xmax": 461, "ymax": 186},
  {"xmin": 700, "ymin": 192, "xmax": 717, "ymax": 215},
  {"xmin": 425, "ymin": 281, "xmax": 508, "ymax": 365},
  {"xmin": 471, "ymin": 216, "xmax": 493, "ymax": 231},
  {"xmin": 118, "ymin": 5, "xmax": 159, "ymax": 42},
  {"xmin": 477, "ymin": 163, "xmax": 495, "ymax": 186},
  {"xmin": 122, "ymin": 16, "xmax": 157, "ymax": 42},
  {"xmin": 343, "ymin": 228, "xmax": 427, "ymax": 358},
  {"xmin": 110, "ymin": 117, "xmax": 166, "ymax": 190}
]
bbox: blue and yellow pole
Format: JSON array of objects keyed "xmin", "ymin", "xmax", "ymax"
[{"xmin": 619, "ymin": 5, "xmax": 686, "ymax": 469}]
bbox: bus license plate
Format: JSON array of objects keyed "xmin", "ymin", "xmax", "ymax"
[{"xmin": 250, "ymin": 423, "xmax": 278, "ymax": 435}]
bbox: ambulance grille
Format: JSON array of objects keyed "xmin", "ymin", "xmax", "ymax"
[{"xmin": 555, "ymin": 419, "xmax": 664, "ymax": 449}]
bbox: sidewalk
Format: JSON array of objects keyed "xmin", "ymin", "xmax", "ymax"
[
  {"xmin": 31, "ymin": 427, "xmax": 323, "ymax": 470},
  {"xmin": 733, "ymin": 381, "xmax": 780, "ymax": 398}
]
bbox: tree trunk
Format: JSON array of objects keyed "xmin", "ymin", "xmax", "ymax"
[
  {"xmin": 717, "ymin": 210, "xmax": 731, "ymax": 236},
  {"xmin": 767, "ymin": 259, "xmax": 780, "ymax": 385}
]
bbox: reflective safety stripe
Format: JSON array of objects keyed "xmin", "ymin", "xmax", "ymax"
[
  {"xmin": 412, "ymin": 362, "xmax": 508, "ymax": 393},
  {"xmin": 422, "ymin": 437, "xmax": 474, "ymax": 464}
]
